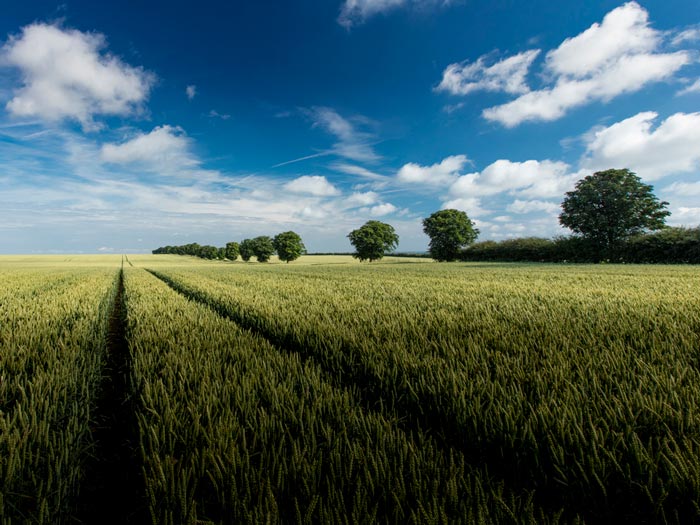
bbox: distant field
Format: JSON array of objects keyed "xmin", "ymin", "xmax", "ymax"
[{"xmin": 2, "ymin": 255, "xmax": 700, "ymax": 524}]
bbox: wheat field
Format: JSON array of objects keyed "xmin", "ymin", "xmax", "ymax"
[{"xmin": 1, "ymin": 254, "xmax": 699, "ymax": 524}]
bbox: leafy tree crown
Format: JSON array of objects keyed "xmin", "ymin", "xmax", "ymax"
[
  {"xmin": 347, "ymin": 220, "xmax": 399, "ymax": 262},
  {"xmin": 273, "ymin": 231, "xmax": 306, "ymax": 263},
  {"xmin": 559, "ymin": 169, "xmax": 669, "ymax": 257},
  {"xmin": 422, "ymin": 209, "xmax": 479, "ymax": 261}
]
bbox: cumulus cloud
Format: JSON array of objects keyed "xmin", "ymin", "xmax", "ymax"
[
  {"xmin": 369, "ymin": 202, "xmax": 397, "ymax": 216},
  {"xmin": 283, "ymin": 175, "xmax": 340, "ymax": 196},
  {"xmin": 436, "ymin": 50, "xmax": 540, "ymax": 96},
  {"xmin": 338, "ymin": 0, "xmax": 452, "ymax": 28},
  {"xmin": 581, "ymin": 111, "xmax": 700, "ymax": 181},
  {"xmin": 440, "ymin": 3, "xmax": 691, "ymax": 127},
  {"xmin": 2, "ymin": 23, "xmax": 155, "ymax": 130},
  {"xmin": 507, "ymin": 199, "xmax": 560, "ymax": 214},
  {"xmin": 186, "ymin": 85, "xmax": 197, "ymax": 100},
  {"xmin": 101, "ymin": 125, "xmax": 195, "ymax": 167},
  {"xmin": 397, "ymin": 154, "xmax": 469, "ymax": 185},
  {"xmin": 448, "ymin": 159, "xmax": 575, "ymax": 199},
  {"xmin": 441, "ymin": 197, "xmax": 487, "ymax": 217},
  {"xmin": 345, "ymin": 191, "xmax": 380, "ymax": 207}
]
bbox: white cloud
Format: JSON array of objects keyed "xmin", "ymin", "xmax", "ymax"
[
  {"xmin": 369, "ymin": 202, "xmax": 397, "ymax": 216},
  {"xmin": 441, "ymin": 197, "xmax": 487, "ymax": 216},
  {"xmin": 186, "ymin": 85, "xmax": 197, "ymax": 100},
  {"xmin": 448, "ymin": 159, "xmax": 574, "ymax": 199},
  {"xmin": 345, "ymin": 191, "xmax": 379, "ymax": 207},
  {"xmin": 441, "ymin": 3, "xmax": 691, "ymax": 127},
  {"xmin": 671, "ymin": 207, "xmax": 700, "ymax": 224},
  {"xmin": 101, "ymin": 125, "xmax": 195, "ymax": 167},
  {"xmin": 506, "ymin": 199, "xmax": 560, "ymax": 214},
  {"xmin": 331, "ymin": 162, "xmax": 387, "ymax": 180},
  {"xmin": 397, "ymin": 154, "xmax": 469, "ymax": 185},
  {"xmin": 338, "ymin": 0, "xmax": 452, "ymax": 28},
  {"xmin": 484, "ymin": 52, "xmax": 688, "ymax": 127},
  {"xmin": 581, "ymin": 111, "xmax": 700, "ymax": 181},
  {"xmin": 207, "ymin": 109, "xmax": 231, "ymax": 120},
  {"xmin": 671, "ymin": 27, "xmax": 700, "ymax": 46},
  {"xmin": 664, "ymin": 181, "xmax": 700, "ymax": 196},
  {"xmin": 2, "ymin": 23, "xmax": 154, "ymax": 130},
  {"xmin": 283, "ymin": 175, "xmax": 340, "ymax": 196},
  {"xmin": 436, "ymin": 50, "xmax": 540, "ymax": 96},
  {"xmin": 544, "ymin": 2, "xmax": 659, "ymax": 76},
  {"xmin": 678, "ymin": 79, "xmax": 700, "ymax": 96},
  {"xmin": 307, "ymin": 107, "xmax": 380, "ymax": 162}
]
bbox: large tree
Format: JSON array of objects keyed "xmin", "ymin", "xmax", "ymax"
[
  {"xmin": 224, "ymin": 241, "xmax": 240, "ymax": 261},
  {"xmin": 559, "ymin": 169, "xmax": 670, "ymax": 258},
  {"xmin": 422, "ymin": 209, "xmax": 479, "ymax": 261},
  {"xmin": 239, "ymin": 239, "xmax": 255, "ymax": 262},
  {"xmin": 251, "ymin": 236, "xmax": 275, "ymax": 262},
  {"xmin": 347, "ymin": 220, "xmax": 399, "ymax": 262},
  {"xmin": 272, "ymin": 231, "xmax": 305, "ymax": 263}
]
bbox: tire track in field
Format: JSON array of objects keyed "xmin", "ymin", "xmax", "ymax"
[{"xmin": 76, "ymin": 268, "xmax": 146, "ymax": 523}]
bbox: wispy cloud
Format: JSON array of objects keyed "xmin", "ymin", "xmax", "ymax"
[
  {"xmin": 338, "ymin": 0, "xmax": 454, "ymax": 28},
  {"xmin": 306, "ymin": 106, "xmax": 381, "ymax": 162},
  {"xmin": 206, "ymin": 109, "xmax": 231, "ymax": 120},
  {"xmin": 186, "ymin": 85, "xmax": 197, "ymax": 100},
  {"xmin": 436, "ymin": 50, "xmax": 540, "ymax": 96}
]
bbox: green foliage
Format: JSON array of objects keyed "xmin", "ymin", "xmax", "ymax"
[
  {"xmin": 422, "ymin": 209, "xmax": 479, "ymax": 261},
  {"xmin": 250, "ymin": 235, "xmax": 275, "ymax": 262},
  {"xmin": 460, "ymin": 229, "xmax": 700, "ymax": 264},
  {"xmin": 559, "ymin": 169, "xmax": 670, "ymax": 259},
  {"xmin": 224, "ymin": 241, "xmax": 240, "ymax": 261},
  {"xmin": 197, "ymin": 245, "xmax": 219, "ymax": 260},
  {"xmin": 347, "ymin": 220, "xmax": 399, "ymax": 262},
  {"xmin": 272, "ymin": 231, "xmax": 306, "ymax": 263},
  {"xmin": 625, "ymin": 227, "xmax": 700, "ymax": 263},
  {"xmin": 239, "ymin": 238, "xmax": 254, "ymax": 262}
]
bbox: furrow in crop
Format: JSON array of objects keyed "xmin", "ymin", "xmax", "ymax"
[{"xmin": 75, "ymin": 269, "xmax": 147, "ymax": 523}]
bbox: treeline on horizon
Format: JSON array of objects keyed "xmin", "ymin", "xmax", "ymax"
[
  {"xmin": 153, "ymin": 226, "xmax": 700, "ymax": 265},
  {"xmin": 460, "ymin": 227, "xmax": 700, "ymax": 264},
  {"xmin": 153, "ymin": 232, "xmax": 306, "ymax": 263},
  {"xmin": 153, "ymin": 169, "xmax": 700, "ymax": 265}
]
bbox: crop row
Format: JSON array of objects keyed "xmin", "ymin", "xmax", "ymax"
[
  {"xmin": 0, "ymin": 267, "xmax": 118, "ymax": 524},
  {"xmin": 147, "ymin": 262, "xmax": 700, "ymax": 523},
  {"xmin": 124, "ymin": 267, "xmax": 568, "ymax": 524}
]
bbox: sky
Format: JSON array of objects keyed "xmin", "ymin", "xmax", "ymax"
[{"xmin": 0, "ymin": 0, "xmax": 699, "ymax": 253}]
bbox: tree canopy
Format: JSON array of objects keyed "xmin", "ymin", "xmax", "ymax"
[
  {"xmin": 272, "ymin": 231, "xmax": 305, "ymax": 263},
  {"xmin": 347, "ymin": 221, "xmax": 399, "ymax": 262},
  {"xmin": 559, "ymin": 169, "xmax": 670, "ymax": 258},
  {"xmin": 224, "ymin": 241, "xmax": 240, "ymax": 261},
  {"xmin": 251, "ymin": 236, "xmax": 275, "ymax": 262},
  {"xmin": 422, "ymin": 209, "xmax": 479, "ymax": 261},
  {"xmin": 239, "ymin": 239, "xmax": 255, "ymax": 262}
]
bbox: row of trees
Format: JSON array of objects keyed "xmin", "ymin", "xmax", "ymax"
[
  {"xmin": 155, "ymin": 169, "xmax": 684, "ymax": 264},
  {"xmin": 345, "ymin": 209, "xmax": 478, "ymax": 262},
  {"xmin": 348, "ymin": 169, "xmax": 676, "ymax": 262},
  {"xmin": 153, "ymin": 231, "xmax": 306, "ymax": 263}
]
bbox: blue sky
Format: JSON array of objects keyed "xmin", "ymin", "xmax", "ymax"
[{"xmin": 0, "ymin": 0, "xmax": 699, "ymax": 253}]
